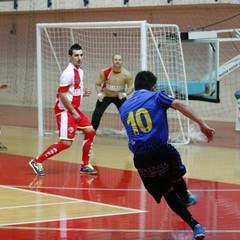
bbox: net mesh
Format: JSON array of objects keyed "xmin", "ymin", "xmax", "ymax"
[
  {"xmin": 1, "ymin": 3, "xmax": 239, "ymax": 140},
  {"xmin": 38, "ymin": 22, "xmax": 189, "ymax": 144}
]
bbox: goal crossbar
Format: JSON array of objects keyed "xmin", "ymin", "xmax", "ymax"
[{"xmin": 36, "ymin": 20, "xmax": 190, "ymax": 144}]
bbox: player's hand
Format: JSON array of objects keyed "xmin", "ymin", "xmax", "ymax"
[
  {"xmin": 118, "ymin": 92, "xmax": 127, "ymax": 100},
  {"xmin": 72, "ymin": 110, "xmax": 80, "ymax": 123},
  {"xmin": 98, "ymin": 92, "xmax": 105, "ymax": 102},
  {"xmin": 200, "ymin": 123, "xmax": 215, "ymax": 143},
  {"xmin": 84, "ymin": 88, "xmax": 91, "ymax": 97}
]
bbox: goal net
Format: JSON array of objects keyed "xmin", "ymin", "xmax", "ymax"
[{"xmin": 37, "ymin": 21, "xmax": 189, "ymax": 144}]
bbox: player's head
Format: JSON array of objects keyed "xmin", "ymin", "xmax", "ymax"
[
  {"xmin": 134, "ymin": 71, "xmax": 157, "ymax": 91},
  {"xmin": 68, "ymin": 43, "xmax": 83, "ymax": 68},
  {"xmin": 112, "ymin": 53, "xmax": 122, "ymax": 69},
  {"xmin": 68, "ymin": 43, "xmax": 82, "ymax": 56}
]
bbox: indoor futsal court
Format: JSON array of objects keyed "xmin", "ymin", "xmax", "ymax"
[
  {"xmin": 1, "ymin": 1, "xmax": 240, "ymax": 240},
  {"xmin": 0, "ymin": 121, "xmax": 239, "ymax": 240}
]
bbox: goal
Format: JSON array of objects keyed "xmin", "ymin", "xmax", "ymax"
[{"xmin": 36, "ymin": 20, "xmax": 189, "ymax": 144}]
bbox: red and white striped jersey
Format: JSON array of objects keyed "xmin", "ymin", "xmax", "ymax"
[{"xmin": 54, "ymin": 62, "xmax": 84, "ymax": 115}]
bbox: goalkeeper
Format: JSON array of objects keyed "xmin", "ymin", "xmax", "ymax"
[
  {"xmin": 119, "ymin": 71, "xmax": 215, "ymax": 240},
  {"xmin": 91, "ymin": 53, "xmax": 134, "ymax": 130}
]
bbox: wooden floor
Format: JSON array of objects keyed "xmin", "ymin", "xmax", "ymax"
[{"xmin": 0, "ymin": 123, "xmax": 240, "ymax": 240}]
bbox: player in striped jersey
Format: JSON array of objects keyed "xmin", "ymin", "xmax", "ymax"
[
  {"xmin": 29, "ymin": 44, "xmax": 97, "ymax": 175},
  {"xmin": 120, "ymin": 71, "xmax": 215, "ymax": 240}
]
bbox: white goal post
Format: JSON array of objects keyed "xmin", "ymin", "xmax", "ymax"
[{"xmin": 36, "ymin": 20, "xmax": 190, "ymax": 144}]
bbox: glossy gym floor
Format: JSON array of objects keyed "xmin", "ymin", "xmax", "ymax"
[{"xmin": 0, "ymin": 123, "xmax": 239, "ymax": 240}]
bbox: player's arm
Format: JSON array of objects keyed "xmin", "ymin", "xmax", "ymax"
[
  {"xmin": 171, "ymin": 99, "xmax": 215, "ymax": 142},
  {"xmin": 125, "ymin": 85, "xmax": 134, "ymax": 96},
  {"xmin": 125, "ymin": 72, "xmax": 134, "ymax": 96},
  {"xmin": 94, "ymin": 71, "xmax": 105, "ymax": 93},
  {"xmin": 119, "ymin": 85, "xmax": 134, "ymax": 99},
  {"xmin": 95, "ymin": 82, "xmax": 102, "ymax": 94},
  {"xmin": 58, "ymin": 70, "xmax": 80, "ymax": 122},
  {"xmin": 59, "ymin": 90, "xmax": 80, "ymax": 122},
  {"xmin": 119, "ymin": 72, "xmax": 134, "ymax": 99},
  {"xmin": 83, "ymin": 88, "xmax": 91, "ymax": 97}
]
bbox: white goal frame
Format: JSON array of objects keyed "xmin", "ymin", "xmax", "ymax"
[{"xmin": 36, "ymin": 20, "xmax": 190, "ymax": 144}]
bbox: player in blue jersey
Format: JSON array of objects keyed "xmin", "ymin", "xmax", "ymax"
[{"xmin": 119, "ymin": 71, "xmax": 215, "ymax": 240}]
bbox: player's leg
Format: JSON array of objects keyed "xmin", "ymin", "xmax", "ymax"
[
  {"xmin": 164, "ymin": 189, "xmax": 205, "ymax": 240},
  {"xmin": 134, "ymin": 148, "xmax": 205, "ymax": 240},
  {"xmin": 29, "ymin": 112, "xmax": 74, "ymax": 175},
  {"xmin": 167, "ymin": 144, "xmax": 198, "ymax": 207},
  {"xmin": 78, "ymin": 111, "xmax": 97, "ymax": 174},
  {"xmin": 114, "ymin": 97, "xmax": 126, "ymax": 110},
  {"xmin": 172, "ymin": 178, "xmax": 198, "ymax": 207},
  {"xmin": 91, "ymin": 97, "xmax": 113, "ymax": 130},
  {"xmin": 134, "ymin": 153, "xmax": 205, "ymax": 239}
]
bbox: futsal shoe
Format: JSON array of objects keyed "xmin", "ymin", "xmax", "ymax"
[
  {"xmin": 80, "ymin": 163, "xmax": 98, "ymax": 175},
  {"xmin": 192, "ymin": 224, "xmax": 205, "ymax": 240},
  {"xmin": 185, "ymin": 190, "xmax": 198, "ymax": 207},
  {"xmin": 29, "ymin": 159, "xmax": 45, "ymax": 176}
]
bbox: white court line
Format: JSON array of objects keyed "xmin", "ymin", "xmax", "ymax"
[
  {"xmin": 0, "ymin": 185, "xmax": 146, "ymax": 226},
  {"xmin": 4, "ymin": 185, "xmax": 240, "ymax": 192},
  {"xmin": 0, "ymin": 185, "xmax": 146, "ymax": 213},
  {"xmin": 0, "ymin": 226, "xmax": 240, "ymax": 234},
  {"xmin": 0, "ymin": 201, "xmax": 79, "ymax": 210},
  {"xmin": 1, "ymin": 186, "xmax": 239, "ymax": 232},
  {"xmin": 0, "ymin": 211, "xmax": 145, "ymax": 227}
]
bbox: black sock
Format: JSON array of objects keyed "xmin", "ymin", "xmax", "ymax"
[
  {"xmin": 172, "ymin": 178, "xmax": 188, "ymax": 200},
  {"xmin": 188, "ymin": 218, "xmax": 200, "ymax": 230},
  {"xmin": 164, "ymin": 190, "xmax": 199, "ymax": 230}
]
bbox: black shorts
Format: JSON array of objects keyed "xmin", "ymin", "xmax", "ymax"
[{"xmin": 133, "ymin": 144, "xmax": 186, "ymax": 203}]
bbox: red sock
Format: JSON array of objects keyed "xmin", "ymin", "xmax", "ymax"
[
  {"xmin": 81, "ymin": 130, "xmax": 95, "ymax": 166},
  {"xmin": 34, "ymin": 141, "xmax": 70, "ymax": 163}
]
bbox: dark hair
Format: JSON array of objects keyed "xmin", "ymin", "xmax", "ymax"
[
  {"xmin": 134, "ymin": 71, "xmax": 157, "ymax": 90},
  {"xmin": 68, "ymin": 43, "xmax": 82, "ymax": 56}
]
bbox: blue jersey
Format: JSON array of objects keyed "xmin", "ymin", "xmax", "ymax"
[{"xmin": 119, "ymin": 89, "xmax": 175, "ymax": 154}]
